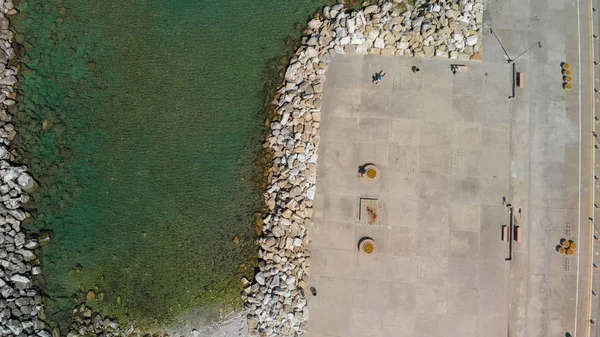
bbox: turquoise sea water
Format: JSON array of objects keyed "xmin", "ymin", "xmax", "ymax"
[{"xmin": 11, "ymin": 0, "xmax": 330, "ymax": 329}]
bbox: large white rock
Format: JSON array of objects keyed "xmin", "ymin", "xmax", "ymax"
[
  {"xmin": 255, "ymin": 272, "xmax": 266, "ymax": 286},
  {"xmin": 38, "ymin": 331, "xmax": 52, "ymax": 337},
  {"xmin": 305, "ymin": 47, "xmax": 318, "ymax": 58},
  {"xmin": 363, "ymin": 4, "xmax": 379, "ymax": 15},
  {"xmin": 346, "ymin": 18, "xmax": 356, "ymax": 34},
  {"xmin": 17, "ymin": 172, "xmax": 36, "ymax": 192},
  {"xmin": 0, "ymin": 145, "xmax": 7, "ymax": 159},
  {"xmin": 357, "ymin": 11, "xmax": 367, "ymax": 27},
  {"xmin": 17, "ymin": 248, "xmax": 35, "ymax": 262},
  {"xmin": 10, "ymin": 274, "xmax": 31, "ymax": 284},
  {"xmin": 285, "ymin": 275, "xmax": 296, "ymax": 286},
  {"xmin": 367, "ymin": 30, "xmax": 379, "ymax": 40},
  {"xmin": 355, "ymin": 45, "xmax": 368, "ymax": 54},
  {"xmin": 351, "ymin": 36, "xmax": 366, "ymax": 45},
  {"xmin": 331, "ymin": 3, "xmax": 343, "ymax": 11},
  {"xmin": 397, "ymin": 41, "xmax": 410, "ymax": 50},
  {"xmin": 3, "ymin": 167, "xmax": 20, "ymax": 182},
  {"xmin": 335, "ymin": 27, "xmax": 347, "ymax": 37},
  {"xmin": 10, "ymin": 209, "xmax": 26, "ymax": 221},
  {"xmin": 412, "ymin": 17, "xmax": 424, "ymax": 27},
  {"xmin": 7, "ymin": 319, "xmax": 22, "ymax": 335},
  {"xmin": 280, "ymin": 112, "xmax": 290, "ymax": 125},
  {"xmin": 25, "ymin": 239, "xmax": 39, "ymax": 249},
  {"xmin": 284, "ymin": 62, "xmax": 300, "ymax": 81},
  {"xmin": 307, "ymin": 186, "xmax": 316, "ymax": 200},
  {"xmin": 302, "ymin": 307, "xmax": 309, "ymax": 320},
  {"xmin": 466, "ymin": 35, "xmax": 478, "ymax": 46},
  {"xmin": 374, "ymin": 38, "xmax": 385, "ymax": 49},
  {"xmin": 306, "ymin": 36, "xmax": 318, "ymax": 45},
  {"xmin": 307, "ymin": 19, "xmax": 322, "ymax": 30},
  {"xmin": 381, "ymin": 2, "xmax": 393, "ymax": 13},
  {"xmin": 0, "ymin": 75, "xmax": 16, "ymax": 85}
]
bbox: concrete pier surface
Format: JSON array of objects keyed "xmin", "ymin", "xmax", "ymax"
[{"xmin": 306, "ymin": 0, "xmax": 600, "ymax": 337}]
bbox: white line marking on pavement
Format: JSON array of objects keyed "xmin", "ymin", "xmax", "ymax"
[
  {"xmin": 576, "ymin": 0, "xmax": 582, "ymax": 334},
  {"xmin": 586, "ymin": 0, "xmax": 597, "ymax": 335}
]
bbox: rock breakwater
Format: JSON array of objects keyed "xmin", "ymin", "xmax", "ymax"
[
  {"xmin": 0, "ymin": 1, "xmax": 52, "ymax": 336},
  {"xmin": 245, "ymin": 0, "xmax": 483, "ymax": 336}
]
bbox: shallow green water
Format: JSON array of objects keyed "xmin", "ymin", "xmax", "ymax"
[{"xmin": 11, "ymin": 0, "xmax": 329, "ymax": 329}]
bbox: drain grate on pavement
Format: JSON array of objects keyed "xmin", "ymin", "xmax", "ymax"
[{"xmin": 358, "ymin": 197, "xmax": 383, "ymax": 226}]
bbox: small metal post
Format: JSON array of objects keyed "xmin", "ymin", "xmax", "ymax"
[
  {"xmin": 505, "ymin": 205, "xmax": 514, "ymax": 261},
  {"xmin": 509, "ymin": 63, "xmax": 516, "ymax": 99}
]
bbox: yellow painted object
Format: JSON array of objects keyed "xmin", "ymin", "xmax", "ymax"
[
  {"xmin": 564, "ymin": 83, "xmax": 572, "ymax": 90},
  {"xmin": 567, "ymin": 248, "xmax": 574, "ymax": 255},
  {"xmin": 563, "ymin": 69, "xmax": 571, "ymax": 76},
  {"xmin": 563, "ymin": 240, "xmax": 571, "ymax": 248},
  {"xmin": 564, "ymin": 76, "xmax": 573, "ymax": 82},
  {"xmin": 571, "ymin": 243, "xmax": 577, "ymax": 250},
  {"xmin": 358, "ymin": 238, "xmax": 377, "ymax": 257},
  {"xmin": 366, "ymin": 169, "xmax": 377, "ymax": 179},
  {"xmin": 559, "ymin": 247, "xmax": 567, "ymax": 254},
  {"xmin": 563, "ymin": 63, "xmax": 571, "ymax": 69}
]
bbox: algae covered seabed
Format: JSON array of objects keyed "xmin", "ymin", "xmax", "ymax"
[{"xmin": 11, "ymin": 0, "xmax": 329, "ymax": 329}]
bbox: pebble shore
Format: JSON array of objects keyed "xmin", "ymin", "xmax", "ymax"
[{"xmin": 245, "ymin": 0, "xmax": 484, "ymax": 336}]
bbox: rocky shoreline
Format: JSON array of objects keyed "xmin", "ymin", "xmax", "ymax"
[
  {"xmin": 0, "ymin": 2, "xmax": 126, "ymax": 336},
  {"xmin": 0, "ymin": 1, "xmax": 53, "ymax": 336},
  {"xmin": 244, "ymin": 0, "xmax": 483, "ymax": 336}
]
